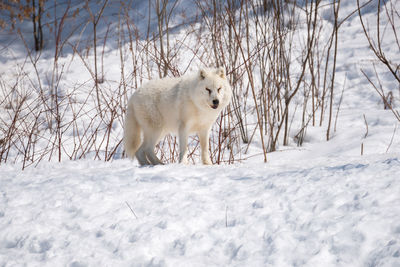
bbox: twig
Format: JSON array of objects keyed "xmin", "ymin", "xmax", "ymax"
[
  {"xmin": 386, "ymin": 124, "xmax": 398, "ymax": 153},
  {"xmin": 334, "ymin": 74, "xmax": 346, "ymax": 132},
  {"xmin": 363, "ymin": 114, "xmax": 369, "ymax": 138},
  {"xmin": 125, "ymin": 201, "xmax": 138, "ymax": 219},
  {"xmin": 361, "ymin": 114, "xmax": 369, "ymax": 156},
  {"xmin": 225, "ymin": 205, "xmax": 228, "ymax": 228}
]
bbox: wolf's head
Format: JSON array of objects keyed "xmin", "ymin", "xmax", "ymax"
[{"xmin": 193, "ymin": 67, "xmax": 232, "ymax": 112}]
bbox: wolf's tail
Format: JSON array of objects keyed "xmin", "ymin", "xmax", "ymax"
[{"xmin": 123, "ymin": 101, "xmax": 141, "ymax": 159}]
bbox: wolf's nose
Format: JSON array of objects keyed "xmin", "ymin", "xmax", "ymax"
[{"xmin": 213, "ymin": 99, "xmax": 219, "ymax": 105}]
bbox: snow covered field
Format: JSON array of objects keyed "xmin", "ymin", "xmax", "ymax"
[
  {"xmin": 1, "ymin": 153, "xmax": 399, "ymax": 266},
  {"xmin": 1, "ymin": 0, "xmax": 400, "ymax": 266},
  {"xmin": 0, "ymin": 150, "xmax": 399, "ymax": 266}
]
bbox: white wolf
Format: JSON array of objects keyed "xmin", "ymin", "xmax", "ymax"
[{"xmin": 123, "ymin": 67, "xmax": 232, "ymax": 165}]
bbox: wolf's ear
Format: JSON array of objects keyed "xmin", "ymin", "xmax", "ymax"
[
  {"xmin": 200, "ymin": 69, "xmax": 207, "ymax": 80},
  {"xmin": 216, "ymin": 67, "xmax": 226, "ymax": 79}
]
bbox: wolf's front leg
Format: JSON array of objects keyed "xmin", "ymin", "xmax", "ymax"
[
  {"xmin": 199, "ymin": 128, "xmax": 212, "ymax": 165},
  {"xmin": 178, "ymin": 126, "xmax": 189, "ymax": 164}
]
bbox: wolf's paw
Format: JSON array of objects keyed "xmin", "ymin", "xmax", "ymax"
[
  {"xmin": 179, "ymin": 158, "xmax": 189, "ymax": 165},
  {"xmin": 202, "ymin": 159, "xmax": 213, "ymax": 165}
]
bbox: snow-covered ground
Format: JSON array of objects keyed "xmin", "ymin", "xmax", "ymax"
[
  {"xmin": 1, "ymin": 0, "xmax": 400, "ymax": 266},
  {"xmin": 0, "ymin": 153, "xmax": 399, "ymax": 266}
]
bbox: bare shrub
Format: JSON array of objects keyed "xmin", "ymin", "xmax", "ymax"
[
  {"xmin": 358, "ymin": 0, "xmax": 400, "ymax": 122},
  {"xmin": 0, "ymin": 0, "xmax": 358, "ymax": 168}
]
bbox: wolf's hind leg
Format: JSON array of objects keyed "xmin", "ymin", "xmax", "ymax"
[
  {"xmin": 142, "ymin": 128, "xmax": 164, "ymax": 165},
  {"xmin": 136, "ymin": 145, "xmax": 151, "ymax": 165},
  {"xmin": 146, "ymin": 150, "xmax": 164, "ymax": 165}
]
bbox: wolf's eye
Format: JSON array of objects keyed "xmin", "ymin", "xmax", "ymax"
[
  {"xmin": 217, "ymin": 87, "xmax": 222, "ymax": 93},
  {"xmin": 206, "ymin": 88, "xmax": 211, "ymax": 94}
]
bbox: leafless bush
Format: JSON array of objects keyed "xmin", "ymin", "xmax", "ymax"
[
  {"xmin": 358, "ymin": 0, "xmax": 400, "ymax": 122},
  {"xmin": 196, "ymin": 0, "xmax": 342, "ymax": 155},
  {"xmin": 1, "ymin": 0, "xmax": 358, "ymax": 168}
]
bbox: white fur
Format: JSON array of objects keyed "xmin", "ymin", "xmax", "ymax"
[{"xmin": 123, "ymin": 67, "xmax": 232, "ymax": 165}]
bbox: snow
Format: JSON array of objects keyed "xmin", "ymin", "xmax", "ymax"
[
  {"xmin": 1, "ymin": 154, "xmax": 400, "ymax": 266},
  {"xmin": 1, "ymin": 0, "xmax": 400, "ymax": 266},
  {"xmin": 0, "ymin": 115, "xmax": 399, "ymax": 263}
]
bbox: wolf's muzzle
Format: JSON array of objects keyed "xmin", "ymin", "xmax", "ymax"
[{"xmin": 211, "ymin": 99, "xmax": 219, "ymax": 109}]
